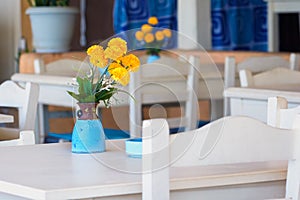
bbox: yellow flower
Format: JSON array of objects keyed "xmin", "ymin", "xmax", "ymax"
[
  {"xmin": 148, "ymin": 16, "xmax": 158, "ymax": 25},
  {"xmin": 155, "ymin": 31, "xmax": 164, "ymax": 41},
  {"xmin": 86, "ymin": 45, "xmax": 98, "ymax": 55},
  {"xmin": 69, "ymin": 36, "xmax": 141, "ymax": 105},
  {"xmin": 108, "ymin": 38, "xmax": 127, "ymax": 54},
  {"xmin": 86, "ymin": 45, "xmax": 108, "ymax": 68},
  {"xmin": 162, "ymin": 29, "xmax": 172, "ymax": 38},
  {"xmin": 104, "ymin": 47, "xmax": 121, "ymax": 61},
  {"xmin": 144, "ymin": 33, "xmax": 154, "ymax": 43},
  {"xmin": 119, "ymin": 54, "xmax": 140, "ymax": 72},
  {"xmin": 141, "ymin": 24, "xmax": 153, "ymax": 33},
  {"xmin": 108, "ymin": 63, "xmax": 130, "ymax": 86},
  {"xmin": 135, "ymin": 31, "xmax": 144, "ymax": 41},
  {"xmin": 105, "ymin": 38, "xmax": 127, "ymax": 60}
]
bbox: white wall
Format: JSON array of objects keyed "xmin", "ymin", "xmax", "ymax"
[
  {"xmin": 0, "ymin": 0, "xmax": 21, "ymax": 83},
  {"xmin": 178, "ymin": 0, "xmax": 211, "ymax": 50},
  {"xmin": 197, "ymin": 0, "xmax": 211, "ymax": 50}
]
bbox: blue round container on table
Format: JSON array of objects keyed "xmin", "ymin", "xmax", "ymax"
[{"xmin": 125, "ymin": 138, "xmax": 142, "ymax": 158}]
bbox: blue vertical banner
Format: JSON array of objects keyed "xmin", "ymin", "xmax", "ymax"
[
  {"xmin": 113, "ymin": 0, "xmax": 177, "ymax": 49},
  {"xmin": 211, "ymin": 0, "xmax": 267, "ymax": 51}
]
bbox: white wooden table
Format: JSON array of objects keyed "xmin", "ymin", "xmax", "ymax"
[
  {"xmin": 224, "ymin": 86, "xmax": 300, "ymax": 122},
  {"xmin": 0, "ymin": 114, "xmax": 14, "ymax": 123},
  {"xmin": 0, "ymin": 140, "xmax": 288, "ymax": 200}
]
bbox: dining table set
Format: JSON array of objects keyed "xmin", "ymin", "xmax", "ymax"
[{"xmin": 1, "ymin": 51, "xmax": 300, "ymax": 199}]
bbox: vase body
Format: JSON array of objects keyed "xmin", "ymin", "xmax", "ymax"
[
  {"xmin": 26, "ymin": 7, "xmax": 78, "ymax": 53},
  {"xmin": 72, "ymin": 103, "xmax": 106, "ymax": 153},
  {"xmin": 147, "ymin": 54, "xmax": 160, "ymax": 63}
]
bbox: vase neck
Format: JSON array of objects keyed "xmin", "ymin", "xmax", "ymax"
[{"xmin": 77, "ymin": 103, "xmax": 98, "ymax": 120}]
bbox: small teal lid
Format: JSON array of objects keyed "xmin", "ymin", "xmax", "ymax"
[{"xmin": 125, "ymin": 138, "xmax": 142, "ymax": 158}]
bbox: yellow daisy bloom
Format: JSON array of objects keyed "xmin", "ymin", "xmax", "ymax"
[
  {"xmin": 108, "ymin": 63, "xmax": 130, "ymax": 86},
  {"xmin": 86, "ymin": 45, "xmax": 108, "ymax": 68},
  {"xmin": 107, "ymin": 37, "xmax": 127, "ymax": 54},
  {"xmin": 144, "ymin": 33, "xmax": 154, "ymax": 43},
  {"xmin": 148, "ymin": 16, "xmax": 158, "ymax": 25},
  {"xmin": 104, "ymin": 38, "xmax": 127, "ymax": 60},
  {"xmin": 155, "ymin": 31, "xmax": 164, "ymax": 41},
  {"xmin": 87, "ymin": 45, "xmax": 98, "ymax": 55},
  {"xmin": 162, "ymin": 29, "xmax": 172, "ymax": 38},
  {"xmin": 104, "ymin": 47, "xmax": 122, "ymax": 61},
  {"xmin": 135, "ymin": 31, "xmax": 144, "ymax": 41},
  {"xmin": 141, "ymin": 24, "xmax": 153, "ymax": 33},
  {"xmin": 119, "ymin": 54, "xmax": 140, "ymax": 72}
]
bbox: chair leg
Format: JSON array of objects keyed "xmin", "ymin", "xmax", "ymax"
[
  {"xmin": 38, "ymin": 104, "xmax": 46, "ymax": 143},
  {"xmin": 210, "ymin": 99, "xmax": 223, "ymax": 120}
]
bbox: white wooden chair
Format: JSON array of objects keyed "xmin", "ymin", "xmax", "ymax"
[
  {"xmin": 240, "ymin": 67, "xmax": 300, "ymax": 88},
  {"xmin": 224, "ymin": 53, "xmax": 299, "ymax": 89},
  {"xmin": 34, "ymin": 57, "xmax": 126, "ymax": 142},
  {"xmin": 224, "ymin": 53, "xmax": 299, "ymax": 115},
  {"xmin": 33, "ymin": 58, "xmax": 91, "ymax": 142},
  {"xmin": 268, "ymin": 96, "xmax": 300, "ymax": 129},
  {"xmin": 0, "ymin": 81, "xmax": 39, "ymax": 141},
  {"xmin": 142, "ymin": 116, "xmax": 300, "ymax": 200},
  {"xmin": 0, "ymin": 130, "xmax": 35, "ymax": 146},
  {"xmin": 129, "ymin": 55, "xmax": 199, "ymax": 137},
  {"xmin": 33, "ymin": 58, "xmax": 91, "ymax": 77},
  {"xmin": 267, "ymin": 97, "xmax": 300, "ymax": 200}
]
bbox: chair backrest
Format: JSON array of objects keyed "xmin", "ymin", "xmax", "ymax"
[
  {"xmin": 240, "ymin": 67, "xmax": 300, "ymax": 88},
  {"xmin": 268, "ymin": 96, "xmax": 300, "ymax": 129},
  {"xmin": 34, "ymin": 58, "xmax": 92, "ymax": 77},
  {"xmin": 0, "ymin": 81, "xmax": 39, "ymax": 130},
  {"xmin": 0, "ymin": 130, "xmax": 35, "ymax": 146},
  {"xmin": 224, "ymin": 53, "xmax": 298, "ymax": 89},
  {"xmin": 129, "ymin": 55, "xmax": 199, "ymax": 137},
  {"xmin": 142, "ymin": 116, "xmax": 300, "ymax": 200},
  {"xmin": 223, "ymin": 54, "xmax": 298, "ymax": 116}
]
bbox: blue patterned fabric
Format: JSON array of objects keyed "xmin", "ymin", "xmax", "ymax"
[
  {"xmin": 113, "ymin": 0, "xmax": 177, "ymax": 32},
  {"xmin": 113, "ymin": 0, "xmax": 177, "ymax": 49},
  {"xmin": 211, "ymin": 0, "xmax": 267, "ymax": 51}
]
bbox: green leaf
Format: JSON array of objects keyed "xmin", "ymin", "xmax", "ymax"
[
  {"xmin": 77, "ymin": 77, "xmax": 93, "ymax": 97},
  {"xmin": 67, "ymin": 91, "xmax": 81, "ymax": 102},
  {"xmin": 95, "ymin": 89, "xmax": 117, "ymax": 102},
  {"xmin": 80, "ymin": 95, "xmax": 96, "ymax": 103}
]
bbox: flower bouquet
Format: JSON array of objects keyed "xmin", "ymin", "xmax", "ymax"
[
  {"xmin": 67, "ymin": 37, "xmax": 140, "ymax": 153},
  {"xmin": 135, "ymin": 16, "xmax": 172, "ymax": 62},
  {"xmin": 68, "ymin": 37, "xmax": 140, "ymax": 107}
]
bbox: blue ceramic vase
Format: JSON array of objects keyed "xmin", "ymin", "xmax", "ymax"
[
  {"xmin": 147, "ymin": 54, "xmax": 160, "ymax": 63},
  {"xmin": 72, "ymin": 103, "xmax": 106, "ymax": 153}
]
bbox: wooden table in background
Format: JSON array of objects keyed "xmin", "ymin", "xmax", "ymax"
[{"xmin": 224, "ymin": 86, "xmax": 300, "ymax": 123}]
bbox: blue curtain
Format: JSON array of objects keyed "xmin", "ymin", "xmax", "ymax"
[
  {"xmin": 113, "ymin": 0, "xmax": 177, "ymax": 49},
  {"xmin": 113, "ymin": 0, "xmax": 177, "ymax": 32},
  {"xmin": 211, "ymin": 0, "xmax": 267, "ymax": 51}
]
